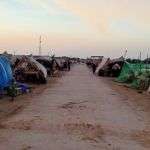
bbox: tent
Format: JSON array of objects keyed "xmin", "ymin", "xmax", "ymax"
[
  {"xmin": 29, "ymin": 57, "xmax": 47, "ymax": 79},
  {"xmin": 0, "ymin": 56, "xmax": 13, "ymax": 89},
  {"xmin": 36, "ymin": 57, "xmax": 62, "ymax": 75},
  {"xmin": 95, "ymin": 56, "xmax": 124, "ymax": 77},
  {"xmin": 36, "ymin": 57, "xmax": 53, "ymax": 75},
  {"xmin": 95, "ymin": 57, "xmax": 110, "ymax": 75},
  {"xmin": 14, "ymin": 56, "xmax": 47, "ymax": 83},
  {"xmin": 117, "ymin": 62, "xmax": 150, "ymax": 90}
]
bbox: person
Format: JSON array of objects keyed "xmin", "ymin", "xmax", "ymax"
[
  {"xmin": 63, "ymin": 61, "xmax": 67, "ymax": 70},
  {"xmin": 92, "ymin": 63, "xmax": 97, "ymax": 74},
  {"xmin": 112, "ymin": 63, "xmax": 121, "ymax": 77},
  {"xmin": 67, "ymin": 59, "xmax": 71, "ymax": 71}
]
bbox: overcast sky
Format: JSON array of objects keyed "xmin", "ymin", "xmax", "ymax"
[{"xmin": 0, "ymin": 0, "xmax": 150, "ymax": 58}]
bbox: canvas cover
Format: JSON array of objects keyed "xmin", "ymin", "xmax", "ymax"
[
  {"xmin": 15, "ymin": 56, "xmax": 47, "ymax": 79},
  {"xmin": 29, "ymin": 57, "xmax": 47, "ymax": 78}
]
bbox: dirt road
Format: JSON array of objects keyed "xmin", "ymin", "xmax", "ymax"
[{"xmin": 0, "ymin": 64, "xmax": 150, "ymax": 150}]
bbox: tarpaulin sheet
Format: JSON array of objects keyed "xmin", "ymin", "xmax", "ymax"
[{"xmin": 0, "ymin": 56, "xmax": 13, "ymax": 88}]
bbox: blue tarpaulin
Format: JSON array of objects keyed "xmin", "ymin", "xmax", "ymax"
[{"xmin": 0, "ymin": 56, "xmax": 13, "ymax": 89}]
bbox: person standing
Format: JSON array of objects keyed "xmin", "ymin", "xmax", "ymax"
[
  {"xmin": 92, "ymin": 63, "xmax": 96, "ymax": 74},
  {"xmin": 67, "ymin": 59, "xmax": 71, "ymax": 71}
]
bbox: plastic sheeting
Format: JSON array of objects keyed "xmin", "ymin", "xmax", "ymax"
[
  {"xmin": 0, "ymin": 56, "xmax": 13, "ymax": 88},
  {"xmin": 117, "ymin": 62, "xmax": 150, "ymax": 91},
  {"xmin": 95, "ymin": 58, "xmax": 109, "ymax": 75},
  {"xmin": 29, "ymin": 57, "xmax": 47, "ymax": 79}
]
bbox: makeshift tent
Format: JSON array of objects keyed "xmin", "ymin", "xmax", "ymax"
[
  {"xmin": 14, "ymin": 56, "xmax": 47, "ymax": 83},
  {"xmin": 106, "ymin": 57, "xmax": 124, "ymax": 76},
  {"xmin": 117, "ymin": 62, "xmax": 150, "ymax": 90},
  {"xmin": 29, "ymin": 57, "xmax": 47, "ymax": 79},
  {"xmin": 36, "ymin": 57, "xmax": 62, "ymax": 75},
  {"xmin": 36, "ymin": 57, "xmax": 53, "ymax": 75},
  {"xmin": 95, "ymin": 56, "xmax": 124, "ymax": 77},
  {"xmin": 131, "ymin": 69, "xmax": 150, "ymax": 90},
  {"xmin": 0, "ymin": 56, "xmax": 13, "ymax": 88},
  {"xmin": 95, "ymin": 57, "xmax": 110, "ymax": 75}
]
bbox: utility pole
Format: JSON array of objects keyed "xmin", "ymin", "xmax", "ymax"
[
  {"xmin": 139, "ymin": 51, "xmax": 142, "ymax": 72},
  {"xmin": 13, "ymin": 50, "xmax": 16, "ymax": 56},
  {"xmin": 39, "ymin": 36, "xmax": 42, "ymax": 56},
  {"xmin": 123, "ymin": 49, "xmax": 128, "ymax": 60}
]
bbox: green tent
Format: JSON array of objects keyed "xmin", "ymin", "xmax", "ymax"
[{"xmin": 116, "ymin": 62, "xmax": 150, "ymax": 90}]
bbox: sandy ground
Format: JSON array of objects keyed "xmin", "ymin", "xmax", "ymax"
[{"xmin": 0, "ymin": 64, "xmax": 149, "ymax": 150}]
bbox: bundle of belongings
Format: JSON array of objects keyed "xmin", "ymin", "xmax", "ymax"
[
  {"xmin": 95, "ymin": 57, "xmax": 124, "ymax": 77},
  {"xmin": 14, "ymin": 56, "xmax": 47, "ymax": 84},
  {"xmin": 7, "ymin": 81, "xmax": 31, "ymax": 100},
  {"xmin": 117, "ymin": 62, "xmax": 150, "ymax": 91}
]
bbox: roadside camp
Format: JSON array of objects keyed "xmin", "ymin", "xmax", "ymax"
[
  {"xmin": 0, "ymin": 52, "xmax": 74, "ymax": 100},
  {"xmin": 87, "ymin": 55, "xmax": 150, "ymax": 92}
]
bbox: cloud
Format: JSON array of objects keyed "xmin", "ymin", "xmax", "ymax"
[
  {"xmin": 11, "ymin": 0, "xmax": 150, "ymax": 34},
  {"xmin": 2, "ymin": 0, "xmax": 150, "ymax": 35},
  {"xmin": 14, "ymin": 0, "xmax": 66, "ymax": 16},
  {"xmin": 54, "ymin": 0, "xmax": 150, "ymax": 34}
]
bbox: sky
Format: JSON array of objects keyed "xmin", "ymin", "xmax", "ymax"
[{"xmin": 0, "ymin": 0, "xmax": 150, "ymax": 58}]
